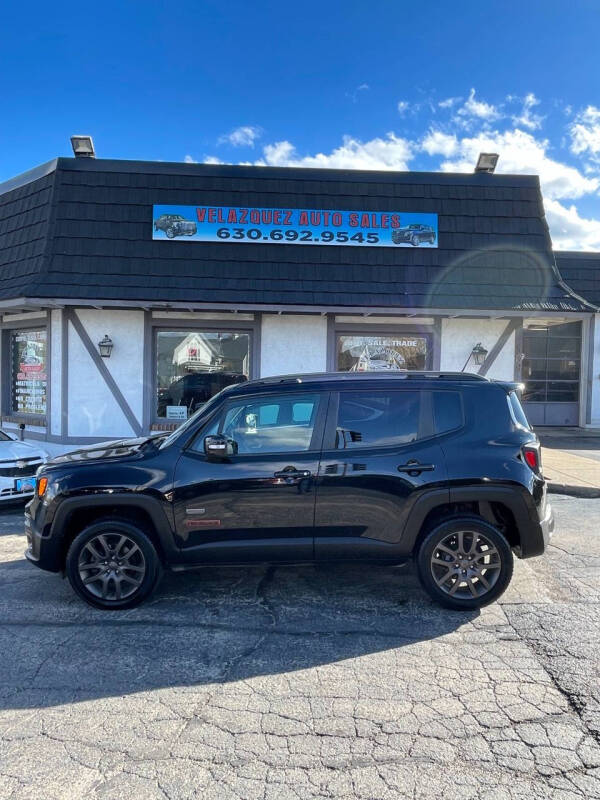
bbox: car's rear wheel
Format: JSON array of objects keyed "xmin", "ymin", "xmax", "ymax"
[
  {"xmin": 416, "ymin": 517, "xmax": 513, "ymax": 610},
  {"xmin": 66, "ymin": 519, "xmax": 162, "ymax": 610},
  {"xmin": 410, "ymin": 234, "xmax": 419, "ymax": 246}
]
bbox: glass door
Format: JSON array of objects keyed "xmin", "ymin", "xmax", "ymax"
[{"xmin": 521, "ymin": 322, "xmax": 581, "ymax": 426}]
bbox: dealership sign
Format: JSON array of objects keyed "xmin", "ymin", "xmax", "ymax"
[{"xmin": 152, "ymin": 205, "xmax": 438, "ymax": 248}]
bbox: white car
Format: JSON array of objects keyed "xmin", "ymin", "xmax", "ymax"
[{"xmin": 0, "ymin": 431, "xmax": 49, "ymax": 503}]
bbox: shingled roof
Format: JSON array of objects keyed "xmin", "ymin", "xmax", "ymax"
[
  {"xmin": 555, "ymin": 251, "xmax": 600, "ymax": 308},
  {"xmin": 0, "ymin": 157, "xmax": 594, "ymax": 312}
]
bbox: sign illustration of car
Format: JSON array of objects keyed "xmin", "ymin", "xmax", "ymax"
[
  {"xmin": 391, "ymin": 224, "xmax": 436, "ymax": 246},
  {"xmin": 154, "ymin": 214, "xmax": 197, "ymax": 239}
]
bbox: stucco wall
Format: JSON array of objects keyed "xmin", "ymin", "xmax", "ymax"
[
  {"xmin": 440, "ymin": 319, "xmax": 516, "ymax": 380},
  {"xmin": 260, "ymin": 315, "xmax": 327, "ymax": 377},
  {"xmin": 67, "ymin": 310, "xmax": 144, "ymax": 438},
  {"xmin": 49, "ymin": 309, "xmax": 62, "ymax": 436},
  {"xmin": 589, "ymin": 314, "xmax": 600, "ymax": 426}
]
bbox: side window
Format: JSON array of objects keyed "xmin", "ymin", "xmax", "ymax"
[
  {"xmin": 433, "ymin": 391, "xmax": 463, "ymax": 434},
  {"xmin": 192, "ymin": 393, "xmax": 321, "ymax": 455},
  {"xmin": 336, "ymin": 390, "xmax": 421, "ymax": 449}
]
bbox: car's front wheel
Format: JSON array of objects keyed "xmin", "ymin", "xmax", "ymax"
[
  {"xmin": 166, "ymin": 227, "xmax": 176, "ymax": 238},
  {"xmin": 66, "ymin": 519, "xmax": 162, "ymax": 610},
  {"xmin": 416, "ymin": 517, "xmax": 513, "ymax": 610}
]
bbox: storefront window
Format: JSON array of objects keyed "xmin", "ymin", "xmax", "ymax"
[
  {"xmin": 10, "ymin": 329, "xmax": 47, "ymax": 415},
  {"xmin": 336, "ymin": 334, "xmax": 429, "ymax": 372},
  {"xmin": 156, "ymin": 330, "xmax": 250, "ymax": 419}
]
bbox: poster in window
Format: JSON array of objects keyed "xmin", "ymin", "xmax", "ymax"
[
  {"xmin": 11, "ymin": 330, "xmax": 47, "ymax": 415},
  {"xmin": 337, "ymin": 335, "xmax": 428, "ymax": 372}
]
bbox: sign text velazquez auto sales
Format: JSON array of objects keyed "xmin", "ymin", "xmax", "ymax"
[{"xmin": 152, "ymin": 205, "xmax": 438, "ymax": 248}]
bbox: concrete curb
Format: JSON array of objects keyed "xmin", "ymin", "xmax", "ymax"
[{"xmin": 548, "ymin": 483, "xmax": 600, "ymax": 499}]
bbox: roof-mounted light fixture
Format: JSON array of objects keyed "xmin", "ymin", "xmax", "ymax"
[
  {"xmin": 70, "ymin": 135, "xmax": 95, "ymax": 158},
  {"xmin": 474, "ymin": 153, "xmax": 499, "ymax": 173}
]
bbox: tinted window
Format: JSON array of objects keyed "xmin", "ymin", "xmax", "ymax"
[
  {"xmin": 336, "ymin": 390, "xmax": 421, "ymax": 449},
  {"xmin": 433, "ymin": 391, "xmax": 463, "ymax": 433},
  {"xmin": 508, "ymin": 391, "xmax": 531, "ymax": 429},
  {"xmin": 192, "ymin": 393, "xmax": 321, "ymax": 455}
]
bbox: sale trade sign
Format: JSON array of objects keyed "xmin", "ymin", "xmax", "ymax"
[{"xmin": 152, "ymin": 205, "xmax": 438, "ymax": 248}]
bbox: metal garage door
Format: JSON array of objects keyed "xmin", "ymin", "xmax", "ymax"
[{"xmin": 522, "ymin": 321, "xmax": 581, "ymax": 426}]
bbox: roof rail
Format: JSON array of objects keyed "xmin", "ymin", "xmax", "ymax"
[{"xmin": 247, "ymin": 371, "xmax": 489, "ymax": 385}]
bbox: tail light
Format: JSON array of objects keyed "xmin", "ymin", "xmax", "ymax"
[{"xmin": 522, "ymin": 445, "xmax": 542, "ymax": 474}]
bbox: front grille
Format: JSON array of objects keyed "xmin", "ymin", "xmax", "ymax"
[{"xmin": 0, "ymin": 486, "xmax": 35, "ymax": 497}]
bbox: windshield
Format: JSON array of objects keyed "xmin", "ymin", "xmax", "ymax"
[{"xmin": 0, "ymin": 431, "xmax": 10, "ymax": 442}]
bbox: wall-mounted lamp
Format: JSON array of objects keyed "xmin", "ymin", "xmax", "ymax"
[
  {"xmin": 462, "ymin": 342, "xmax": 489, "ymax": 371},
  {"xmin": 98, "ymin": 334, "xmax": 113, "ymax": 358}
]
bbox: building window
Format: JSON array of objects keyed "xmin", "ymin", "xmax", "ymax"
[
  {"xmin": 10, "ymin": 329, "xmax": 47, "ymax": 415},
  {"xmin": 156, "ymin": 330, "xmax": 250, "ymax": 419},
  {"xmin": 336, "ymin": 334, "xmax": 429, "ymax": 372},
  {"xmin": 522, "ymin": 322, "xmax": 581, "ymax": 403}
]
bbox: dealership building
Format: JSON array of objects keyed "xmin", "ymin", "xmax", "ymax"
[{"xmin": 0, "ymin": 151, "xmax": 599, "ymax": 446}]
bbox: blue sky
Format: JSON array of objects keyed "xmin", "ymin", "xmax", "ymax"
[{"xmin": 2, "ymin": 0, "xmax": 600, "ymax": 249}]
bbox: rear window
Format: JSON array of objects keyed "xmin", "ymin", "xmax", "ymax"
[
  {"xmin": 508, "ymin": 390, "xmax": 531, "ymax": 430},
  {"xmin": 433, "ymin": 391, "xmax": 463, "ymax": 434}
]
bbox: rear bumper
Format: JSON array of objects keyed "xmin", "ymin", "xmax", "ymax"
[{"xmin": 519, "ymin": 501, "xmax": 554, "ymax": 559}]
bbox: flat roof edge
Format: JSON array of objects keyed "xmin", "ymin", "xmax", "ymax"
[{"xmin": 52, "ymin": 156, "xmax": 542, "ymax": 188}]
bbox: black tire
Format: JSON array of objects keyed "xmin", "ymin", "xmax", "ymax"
[
  {"xmin": 66, "ymin": 518, "xmax": 162, "ymax": 610},
  {"xmin": 416, "ymin": 516, "xmax": 513, "ymax": 610},
  {"xmin": 166, "ymin": 227, "xmax": 176, "ymax": 239},
  {"xmin": 391, "ymin": 231, "xmax": 403, "ymax": 245},
  {"xmin": 410, "ymin": 234, "xmax": 419, "ymax": 246}
]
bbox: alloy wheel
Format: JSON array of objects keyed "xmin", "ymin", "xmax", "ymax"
[
  {"xmin": 77, "ymin": 532, "xmax": 147, "ymax": 601},
  {"xmin": 429, "ymin": 529, "xmax": 502, "ymax": 600}
]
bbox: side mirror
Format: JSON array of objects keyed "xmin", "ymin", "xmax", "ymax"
[{"xmin": 204, "ymin": 434, "xmax": 237, "ymax": 459}]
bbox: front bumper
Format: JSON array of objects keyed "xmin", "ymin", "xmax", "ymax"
[{"xmin": 24, "ymin": 511, "xmax": 62, "ymax": 573}]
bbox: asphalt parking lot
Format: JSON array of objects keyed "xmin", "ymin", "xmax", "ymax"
[{"xmin": 1, "ymin": 496, "xmax": 600, "ymax": 799}]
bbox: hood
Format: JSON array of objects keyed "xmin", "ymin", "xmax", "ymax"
[
  {"xmin": 0, "ymin": 439, "xmax": 47, "ymax": 463},
  {"xmin": 46, "ymin": 433, "xmax": 166, "ymax": 466}
]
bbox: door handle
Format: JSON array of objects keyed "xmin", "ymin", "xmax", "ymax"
[
  {"xmin": 397, "ymin": 461, "xmax": 435, "ymax": 474},
  {"xmin": 274, "ymin": 469, "xmax": 312, "ymax": 478}
]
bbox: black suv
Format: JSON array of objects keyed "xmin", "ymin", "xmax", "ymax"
[
  {"xmin": 25, "ymin": 372, "xmax": 553, "ymax": 611},
  {"xmin": 154, "ymin": 214, "xmax": 197, "ymax": 238},
  {"xmin": 392, "ymin": 224, "xmax": 436, "ymax": 246}
]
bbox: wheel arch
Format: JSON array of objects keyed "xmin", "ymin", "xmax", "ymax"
[
  {"xmin": 53, "ymin": 494, "xmax": 178, "ymax": 570},
  {"xmin": 402, "ymin": 485, "xmax": 538, "ymax": 557}
]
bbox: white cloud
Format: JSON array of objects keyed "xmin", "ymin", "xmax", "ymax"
[
  {"xmin": 456, "ymin": 88, "xmax": 502, "ymax": 122},
  {"xmin": 218, "ymin": 125, "xmax": 262, "ymax": 148},
  {"xmin": 510, "ymin": 92, "xmax": 544, "ymax": 131},
  {"xmin": 421, "ymin": 130, "xmax": 459, "ymax": 158},
  {"xmin": 570, "ymin": 105, "xmax": 600, "ymax": 163},
  {"xmin": 203, "ymin": 155, "xmax": 223, "ymax": 164},
  {"xmin": 255, "ymin": 133, "xmax": 414, "ymax": 171},
  {"xmin": 397, "ymin": 101, "xmax": 410, "ymax": 116},
  {"xmin": 545, "ymin": 199, "xmax": 600, "ymax": 250},
  {"xmin": 184, "ymin": 154, "xmax": 197, "ymax": 163},
  {"xmin": 427, "ymin": 128, "xmax": 598, "ymax": 201},
  {"xmin": 438, "ymin": 96, "xmax": 461, "ymax": 109},
  {"xmin": 346, "ymin": 83, "xmax": 370, "ymax": 103}
]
